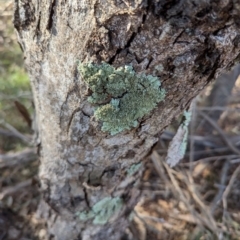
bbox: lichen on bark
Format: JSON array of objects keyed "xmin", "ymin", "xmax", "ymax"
[
  {"xmin": 79, "ymin": 62, "xmax": 166, "ymax": 135},
  {"xmin": 77, "ymin": 197, "xmax": 123, "ymax": 225}
]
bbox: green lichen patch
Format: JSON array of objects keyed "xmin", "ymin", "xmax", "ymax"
[
  {"xmin": 127, "ymin": 162, "xmax": 142, "ymax": 176},
  {"xmin": 166, "ymin": 109, "xmax": 192, "ymax": 167},
  {"xmin": 79, "ymin": 62, "xmax": 166, "ymax": 135},
  {"xmin": 77, "ymin": 197, "xmax": 123, "ymax": 225}
]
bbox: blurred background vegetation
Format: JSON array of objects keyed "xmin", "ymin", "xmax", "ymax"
[
  {"xmin": 0, "ymin": 1, "xmax": 32, "ymax": 152},
  {"xmin": 0, "ymin": 1, "xmax": 240, "ymax": 240},
  {"xmin": 0, "ymin": 2, "xmax": 39, "ymax": 240}
]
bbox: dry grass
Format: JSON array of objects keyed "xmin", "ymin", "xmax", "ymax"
[{"xmin": 132, "ymin": 86, "xmax": 240, "ymax": 240}]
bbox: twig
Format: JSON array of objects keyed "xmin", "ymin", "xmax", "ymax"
[
  {"xmin": 161, "ymin": 130, "xmax": 240, "ymax": 149},
  {"xmin": 222, "ymin": 165, "xmax": 240, "ymax": 212},
  {"xmin": 160, "ymin": 156, "xmax": 209, "ymax": 230},
  {"xmin": 198, "ymin": 111, "xmax": 240, "ymax": 156},
  {"xmin": 0, "ymin": 1, "xmax": 13, "ymax": 13},
  {"xmin": 230, "ymin": 158, "xmax": 240, "ymax": 164},
  {"xmin": 189, "ymin": 98, "xmax": 197, "ymax": 172},
  {"xmin": 0, "ymin": 179, "xmax": 32, "ymax": 200},
  {"xmin": 211, "ymin": 161, "xmax": 229, "ymax": 213},
  {"xmin": 0, "ymin": 127, "xmax": 20, "ymax": 138},
  {"xmin": 0, "ymin": 120, "xmax": 32, "ymax": 145},
  {"xmin": 0, "ymin": 148, "xmax": 37, "ymax": 168},
  {"xmin": 151, "ymin": 151, "xmax": 170, "ymax": 185},
  {"xmin": 0, "ymin": 92, "xmax": 32, "ymax": 100},
  {"xmin": 197, "ymin": 106, "xmax": 240, "ymax": 111},
  {"xmin": 184, "ymin": 172, "xmax": 219, "ymax": 234},
  {"xmin": 164, "ymin": 169, "xmax": 208, "ymax": 229},
  {"xmin": 180, "ymin": 155, "xmax": 238, "ymax": 166}
]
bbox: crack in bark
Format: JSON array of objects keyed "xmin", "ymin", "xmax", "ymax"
[
  {"xmin": 108, "ymin": 3, "xmax": 149, "ymax": 65},
  {"xmin": 47, "ymin": 0, "xmax": 57, "ymax": 31},
  {"xmin": 13, "ymin": 0, "xmax": 36, "ymax": 31},
  {"xmin": 100, "ymin": 165, "xmax": 118, "ymax": 180},
  {"xmin": 151, "ymin": 0, "xmax": 180, "ymax": 18},
  {"xmin": 66, "ymin": 107, "xmax": 81, "ymax": 134},
  {"xmin": 108, "ymin": 31, "xmax": 137, "ymax": 64},
  {"xmin": 81, "ymin": 110, "xmax": 91, "ymax": 118},
  {"xmin": 83, "ymin": 185, "xmax": 90, "ymax": 208},
  {"xmin": 145, "ymin": 56, "xmax": 153, "ymax": 70},
  {"xmin": 43, "ymin": 180, "xmax": 61, "ymax": 214},
  {"xmin": 34, "ymin": 11, "xmax": 41, "ymax": 39},
  {"xmin": 13, "ymin": 0, "xmax": 21, "ymax": 31},
  {"xmin": 172, "ymin": 29, "xmax": 185, "ymax": 45},
  {"xmin": 59, "ymin": 84, "xmax": 81, "ymax": 132}
]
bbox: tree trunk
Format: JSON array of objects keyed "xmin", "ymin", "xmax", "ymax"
[{"xmin": 13, "ymin": 0, "xmax": 240, "ymax": 239}]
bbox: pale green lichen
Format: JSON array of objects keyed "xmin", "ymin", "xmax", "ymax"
[
  {"xmin": 77, "ymin": 197, "xmax": 123, "ymax": 225},
  {"xmin": 79, "ymin": 62, "xmax": 166, "ymax": 135},
  {"xmin": 166, "ymin": 109, "xmax": 192, "ymax": 167},
  {"xmin": 179, "ymin": 110, "xmax": 192, "ymax": 156},
  {"xmin": 127, "ymin": 162, "xmax": 142, "ymax": 176},
  {"xmin": 128, "ymin": 211, "xmax": 135, "ymax": 221},
  {"xmin": 183, "ymin": 110, "xmax": 192, "ymax": 125}
]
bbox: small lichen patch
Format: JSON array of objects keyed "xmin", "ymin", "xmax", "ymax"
[
  {"xmin": 79, "ymin": 62, "xmax": 166, "ymax": 135},
  {"xmin": 179, "ymin": 110, "xmax": 192, "ymax": 156},
  {"xmin": 127, "ymin": 162, "xmax": 142, "ymax": 176},
  {"xmin": 77, "ymin": 197, "xmax": 123, "ymax": 225}
]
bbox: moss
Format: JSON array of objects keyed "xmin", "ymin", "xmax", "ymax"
[
  {"xmin": 79, "ymin": 62, "xmax": 166, "ymax": 135},
  {"xmin": 77, "ymin": 197, "xmax": 123, "ymax": 225}
]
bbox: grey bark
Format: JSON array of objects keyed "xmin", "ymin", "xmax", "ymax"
[{"xmin": 13, "ymin": 0, "xmax": 240, "ymax": 239}]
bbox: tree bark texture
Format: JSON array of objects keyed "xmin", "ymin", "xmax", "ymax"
[{"xmin": 14, "ymin": 0, "xmax": 240, "ymax": 239}]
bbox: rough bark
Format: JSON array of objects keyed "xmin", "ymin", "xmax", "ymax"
[{"xmin": 13, "ymin": 0, "xmax": 240, "ymax": 239}]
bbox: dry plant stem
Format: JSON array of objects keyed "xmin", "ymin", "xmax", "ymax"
[
  {"xmin": 0, "ymin": 179, "xmax": 32, "ymax": 200},
  {"xmin": 187, "ymin": 147, "xmax": 239, "ymax": 157},
  {"xmin": 162, "ymin": 130, "xmax": 240, "ymax": 145},
  {"xmin": 162, "ymin": 161, "xmax": 208, "ymax": 230},
  {"xmin": 180, "ymin": 155, "xmax": 239, "ymax": 166},
  {"xmin": 152, "ymin": 151, "xmax": 216, "ymax": 233},
  {"xmin": 162, "ymin": 130, "xmax": 240, "ymax": 156},
  {"xmin": 205, "ymin": 64, "xmax": 240, "ymax": 128},
  {"xmin": 134, "ymin": 209, "xmax": 178, "ymax": 235},
  {"xmin": 230, "ymin": 158, "xmax": 240, "ymax": 163},
  {"xmin": 0, "ymin": 120, "xmax": 31, "ymax": 145},
  {"xmin": 182, "ymin": 171, "xmax": 218, "ymax": 234},
  {"xmin": 222, "ymin": 165, "xmax": 240, "ymax": 213},
  {"xmin": 198, "ymin": 111, "xmax": 240, "ymax": 155},
  {"xmin": 131, "ymin": 211, "xmax": 148, "ymax": 240},
  {"xmin": 197, "ymin": 65, "xmax": 240, "ymax": 134},
  {"xmin": 0, "ymin": 148, "xmax": 37, "ymax": 168},
  {"xmin": 189, "ymin": 98, "xmax": 197, "ymax": 171},
  {"xmin": 211, "ymin": 161, "xmax": 229, "ymax": 214},
  {"xmin": 151, "ymin": 151, "xmax": 171, "ymax": 187},
  {"xmin": 0, "ymin": 127, "xmax": 20, "ymax": 138},
  {"xmin": 167, "ymin": 162, "xmax": 219, "ymax": 234},
  {"xmin": 0, "ymin": 1, "xmax": 13, "ymax": 16},
  {"xmin": 168, "ymin": 213, "xmax": 200, "ymax": 225},
  {"xmin": 198, "ymin": 107, "xmax": 240, "ymax": 111}
]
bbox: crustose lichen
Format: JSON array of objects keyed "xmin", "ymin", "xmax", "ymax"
[
  {"xmin": 77, "ymin": 197, "xmax": 123, "ymax": 225},
  {"xmin": 79, "ymin": 62, "xmax": 166, "ymax": 135}
]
